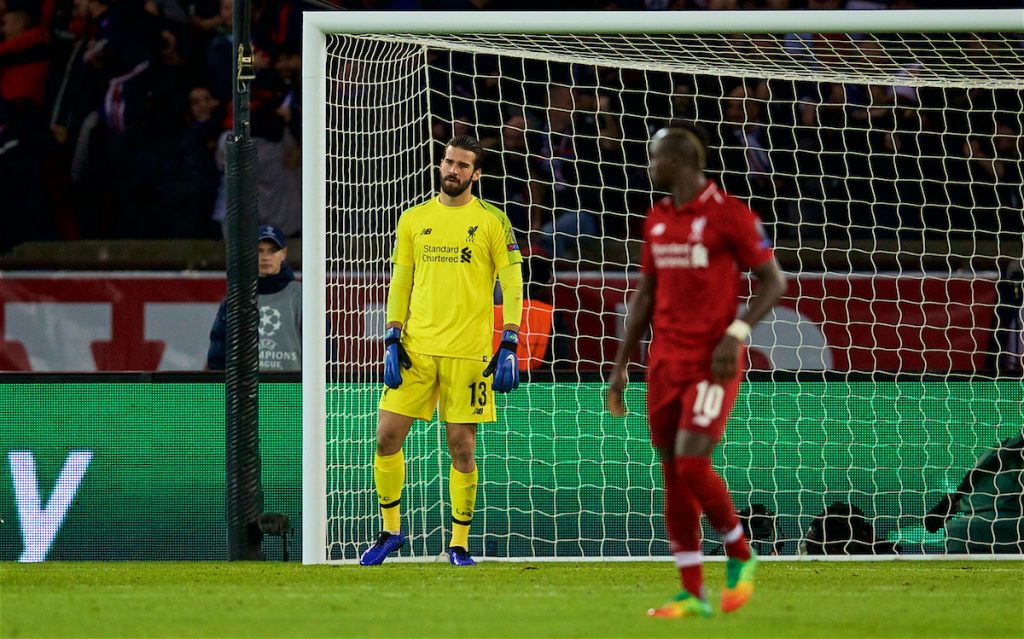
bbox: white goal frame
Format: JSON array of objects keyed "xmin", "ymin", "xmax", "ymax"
[{"xmin": 301, "ymin": 9, "xmax": 1024, "ymax": 565}]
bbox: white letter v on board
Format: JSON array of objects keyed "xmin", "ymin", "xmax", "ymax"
[{"xmin": 10, "ymin": 450, "xmax": 93, "ymax": 562}]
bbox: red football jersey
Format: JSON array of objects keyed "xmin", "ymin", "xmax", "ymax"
[{"xmin": 640, "ymin": 180, "xmax": 774, "ymax": 365}]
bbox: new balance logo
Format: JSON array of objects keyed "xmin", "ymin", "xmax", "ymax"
[
  {"xmin": 461, "ymin": 247, "xmax": 472, "ymax": 263},
  {"xmin": 422, "ymin": 228, "xmax": 433, "ymax": 235},
  {"xmin": 473, "ymin": 408, "xmax": 484, "ymax": 415}
]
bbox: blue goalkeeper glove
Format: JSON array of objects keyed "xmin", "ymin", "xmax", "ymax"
[
  {"xmin": 383, "ymin": 327, "xmax": 412, "ymax": 389},
  {"xmin": 483, "ymin": 330, "xmax": 520, "ymax": 393}
]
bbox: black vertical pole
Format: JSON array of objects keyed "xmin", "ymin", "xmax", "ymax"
[{"xmin": 225, "ymin": 0, "xmax": 262, "ymax": 560}]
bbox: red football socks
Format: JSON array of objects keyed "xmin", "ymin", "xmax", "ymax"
[
  {"xmin": 661, "ymin": 459, "xmax": 705, "ymax": 598},
  {"xmin": 675, "ymin": 456, "xmax": 751, "ymax": 561}
]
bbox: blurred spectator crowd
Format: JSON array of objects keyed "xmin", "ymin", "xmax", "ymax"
[
  {"xmin": 0, "ymin": 0, "xmax": 1021, "ymax": 257},
  {"xmin": 0, "ymin": 0, "xmax": 304, "ymax": 253},
  {"xmin": 427, "ymin": 3, "xmax": 1022, "ymax": 261}
]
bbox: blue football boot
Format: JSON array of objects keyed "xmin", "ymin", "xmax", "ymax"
[
  {"xmin": 359, "ymin": 531, "xmax": 405, "ymax": 566},
  {"xmin": 447, "ymin": 546, "xmax": 477, "ymax": 566}
]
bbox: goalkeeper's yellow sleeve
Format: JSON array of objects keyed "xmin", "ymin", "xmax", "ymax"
[
  {"xmin": 386, "ymin": 263, "xmax": 413, "ymax": 326},
  {"xmin": 497, "ymin": 262, "xmax": 523, "ymax": 329}
]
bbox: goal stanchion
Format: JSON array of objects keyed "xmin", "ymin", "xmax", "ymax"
[{"xmin": 302, "ymin": 10, "xmax": 1024, "ymax": 564}]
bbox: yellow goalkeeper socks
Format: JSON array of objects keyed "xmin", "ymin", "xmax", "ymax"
[
  {"xmin": 449, "ymin": 465, "xmax": 478, "ymax": 549},
  {"xmin": 374, "ymin": 450, "xmax": 405, "ymax": 533}
]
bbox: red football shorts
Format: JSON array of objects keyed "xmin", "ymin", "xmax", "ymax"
[{"xmin": 646, "ymin": 356, "xmax": 743, "ymax": 448}]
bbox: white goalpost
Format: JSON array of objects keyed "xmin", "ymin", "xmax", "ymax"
[{"xmin": 301, "ymin": 10, "xmax": 1024, "ymax": 564}]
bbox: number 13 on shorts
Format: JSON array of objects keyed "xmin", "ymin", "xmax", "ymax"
[{"xmin": 468, "ymin": 381, "xmax": 488, "ymax": 408}]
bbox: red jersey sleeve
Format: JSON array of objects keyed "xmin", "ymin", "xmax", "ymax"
[{"xmin": 724, "ymin": 201, "xmax": 774, "ymax": 270}]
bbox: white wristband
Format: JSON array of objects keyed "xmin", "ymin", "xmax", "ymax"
[{"xmin": 725, "ymin": 319, "xmax": 751, "ymax": 341}]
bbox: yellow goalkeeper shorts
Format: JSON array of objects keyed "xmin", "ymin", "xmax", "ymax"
[{"xmin": 378, "ymin": 350, "xmax": 497, "ymax": 424}]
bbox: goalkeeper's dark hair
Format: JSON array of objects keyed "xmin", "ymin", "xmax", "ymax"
[
  {"xmin": 447, "ymin": 135, "xmax": 485, "ymax": 169},
  {"xmin": 661, "ymin": 120, "xmax": 709, "ymax": 170}
]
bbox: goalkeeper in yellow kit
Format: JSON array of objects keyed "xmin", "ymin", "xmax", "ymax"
[{"xmin": 360, "ymin": 135, "xmax": 524, "ymax": 567}]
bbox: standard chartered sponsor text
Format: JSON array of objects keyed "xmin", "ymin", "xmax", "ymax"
[{"xmin": 422, "ymin": 244, "xmax": 463, "ymax": 263}]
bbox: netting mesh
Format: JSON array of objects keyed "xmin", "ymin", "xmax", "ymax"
[
  {"xmin": 317, "ymin": 27, "xmax": 1024, "ymax": 561},
  {"xmin": 366, "ymin": 32, "xmax": 1024, "ymax": 88}
]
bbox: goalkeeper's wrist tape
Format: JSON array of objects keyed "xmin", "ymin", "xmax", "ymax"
[
  {"xmin": 384, "ymin": 327, "xmax": 402, "ymax": 345},
  {"xmin": 725, "ymin": 319, "xmax": 751, "ymax": 341}
]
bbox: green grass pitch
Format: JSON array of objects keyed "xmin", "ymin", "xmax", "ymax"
[{"xmin": 2, "ymin": 561, "xmax": 1022, "ymax": 638}]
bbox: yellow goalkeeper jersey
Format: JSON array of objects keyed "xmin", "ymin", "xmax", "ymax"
[{"xmin": 392, "ymin": 195, "xmax": 522, "ymax": 361}]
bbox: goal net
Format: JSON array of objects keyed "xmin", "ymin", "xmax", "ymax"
[{"xmin": 301, "ymin": 11, "xmax": 1024, "ymax": 563}]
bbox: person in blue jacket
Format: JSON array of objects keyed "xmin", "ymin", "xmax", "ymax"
[{"xmin": 207, "ymin": 225, "xmax": 301, "ymax": 371}]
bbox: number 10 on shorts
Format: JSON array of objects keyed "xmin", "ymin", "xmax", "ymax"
[{"xmin": 692, "ymin": 380, "xmax": 724, "ymax": 427}]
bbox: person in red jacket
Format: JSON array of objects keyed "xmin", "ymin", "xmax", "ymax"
[{"xmin": 0, "ymin": 3, "xmax": 53, "ymax": 109}]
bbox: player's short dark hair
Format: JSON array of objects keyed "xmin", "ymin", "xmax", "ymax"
[
  {"xmin": 666, "ymin": 120, "xmax": 709, "ymax": 148},
  {"xmin": 447, "ymin": 135, "xmax": 484, "ymax": 169},
  {"xmin": 661, "ymin": 120, "xmax": 709, "ymax": 170}
]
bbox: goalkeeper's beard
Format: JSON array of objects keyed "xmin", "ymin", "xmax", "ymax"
[{"xmin": 441, "ymin": 175, "xmax": 474, "ymax": 198}]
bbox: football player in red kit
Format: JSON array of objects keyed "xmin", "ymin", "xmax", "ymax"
[{"xmin": 607, "ymin": 123, "xmax": 786, "ymax": 618}]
